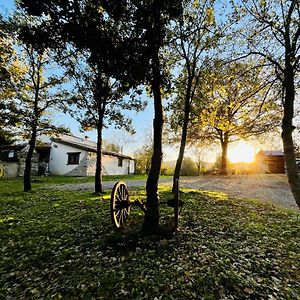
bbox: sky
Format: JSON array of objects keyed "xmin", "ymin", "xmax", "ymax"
[
  {"xmin": 0, "ymin": 0, "xmax": 286, "ymax": 163},
  {"xmin": 0, "ymin": 0, "xmax": 184, "ymax": 160},
  {"xmin": 0, "ymin": 0, "xmax": 14, "ymax": 13}
]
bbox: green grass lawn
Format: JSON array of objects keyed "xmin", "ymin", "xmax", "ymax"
[
  {"xmin": 28, "ymin": 174, "xmax": 153, "ymax": 185},
  {"xmin": 18, "ymin": 174, "xmax": 172, "ymax": 186},
  {"xmin": 0, "ymin": 178, "xmax": 299, "ymax": 299}
]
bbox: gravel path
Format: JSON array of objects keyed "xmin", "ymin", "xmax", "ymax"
[
  {"xmin": 48, "ymin": 174, "xmax": 299, "ymax": 210},
  {"xmin": 178, "ymin": 174, "xmax": 298, "ymax": 210}
]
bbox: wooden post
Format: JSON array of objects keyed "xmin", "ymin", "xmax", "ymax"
[{"xmin": 174, "ymin": 179, "xmax": 179, "ymax": 231}]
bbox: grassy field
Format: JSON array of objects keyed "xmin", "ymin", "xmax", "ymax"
[
  {"xmin": 29, "ymin": 174, "xmax": 152, "ymax": 185},
  {"xmin": 19, "ymin": 174, "xmax": 172, "ymax": 186},
  {"xmin": 0, "ymin": 177, "xmax": 299, "ymax": 299}
]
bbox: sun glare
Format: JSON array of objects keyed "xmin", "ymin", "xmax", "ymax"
[{"xmin": 228, "ymin": 141, "xmax": 255, "ymax": 163}]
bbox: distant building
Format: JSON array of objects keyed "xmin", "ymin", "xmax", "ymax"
[
  {"xmin": 0, "ymin": 134, "xmax": 135, "ymax": 177},
  {"xmin": 255, "ymin": 150, "xmax": 285, "ymax": 173},
  {"xmin": 0, "ymin": 144, "xmax": 50, "ymax": 177}
]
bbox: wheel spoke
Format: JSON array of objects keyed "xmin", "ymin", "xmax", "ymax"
[
  {"xmin": 120, "ymin": 210, "xmax": 124, "ymax": 224},
  {"xmin": 117, "ymin": 211, "xmax": 122, "ymax": 224},
  {"xmin": 122, "ymin": 209, "xmax": 128, "ymax": 222},
  {"xmin": 122, "ymin": 185, "xmax": 126, "ymax": 199},
  {"xmin": 118, "ymin": 211, "xmax": 122, "ymax": 225},
  {"xmin": 123, "ymin": 185, "xmax": 127, "ymax": 201},
  {"xmin": 123, "ymin": 185, "xmax": 126, "ymax": 200},
  {"xmin": 118, "ymin": 186, "xmax": 122, "ymax": 199},
  {"xmin": 111, "ymin": 181, "xmax": 130, "ymax": 229},
  {"xmin": 118, "ymin": 188, "xmax": 123, "ymax": 201},
  {"xmin": 120, "ymin": 185, "xmax": 124, "ymax": 199}
]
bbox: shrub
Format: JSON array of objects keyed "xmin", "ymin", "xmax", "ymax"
[{"xmin": 180, "ymin": 157, "xmax": 198, "ymax": 176}]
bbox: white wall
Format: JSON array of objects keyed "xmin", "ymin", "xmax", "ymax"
[
  {"xmin": 49, "ymin": 142, "xmax": 88, "ymax": 176},
  {"xmin": 87, "ymin": 153, "xmax": 135, "ymax": 176},
  {"xmin": 87, "ymin": 152, "xmax": 97, "ymax": 176},
  {"xmin": 102, "ymin": 155, "xmax": 131, "ymax": 175},
  {"xmin": 49, "ymin": 141, "xmax": 135, "ymax": 176},
  {"xmin": 129, "ymin": 159, "xmax": 135, "ymax": 174},
  {"xmin": 3, "ymin": 162, "xmax": 19, "ymax": 178}
]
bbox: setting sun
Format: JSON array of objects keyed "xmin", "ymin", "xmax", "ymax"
[{"xmin": 228, "ymin": 141, "xmax": 255, "ymax": 163}]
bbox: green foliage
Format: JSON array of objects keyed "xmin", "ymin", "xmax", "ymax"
[
  {"xmin": 196, "ymin": 61, "xmax": 281, "ymax": 141},
  {"xmin": 0, "ymin": 178, "xmax": 299, "ymax": 299},
  {"xmin": 103, "ymin": 141, "xmax": 122, "ymax": 153},
  {"xmin": 65, "ymin": 51, "xmax": 145, "ymax": 134},
  {"xmin": 19, "ymin": 0, "xmax": 184, "ymax": 224},
  {"xmin": 0, "ymin": 19, "xmax": 20, "ymax": 91},
  {"xmin": 160, "ymin": 162, "xmax": 174, "ymax": 176},
  {"xmin": 0, "ymin": 19, "xmax": 24, "ymax": 135},
  {"xmin": 214, "ymin": 154, "xmax": 231, "ymax": 170},
  {"xmin": 237, "ymin": 0, "xmax": 300, "ymax": 209},
  {"xmin": 167, "ymin": 0, "xmax": 220, "ymax": 140},
  {"xmin": 189, "ymin": 61, "xmax": 282, "ymax": 174},
  {"xmin": 167, "ymin": 0, "xmax": 221, "ymax": 189},
  {"xmin": 0, "ymin": 128, "xmax": 15, "ymax": 146},
  {"xmin": 1, "ymin": 16, "xmax": 70, "ymax": 140},
  {"xmin": 19, "ymin": 0, "xmax": 180, "ymax": 84},
  {"xmin": 134, "ymin": 143, "xmax": 153, "ymax": 174},
  {"xmin": 180, "ymin": 157, "xmax": 198, "ymax": 176}
]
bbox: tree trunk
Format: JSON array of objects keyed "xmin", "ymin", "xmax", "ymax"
[
  {"xmin": 24, "ymin": 50, "xmax": 41, "ymax": 192},
  {"xmin": 197, "ymin": 163, "xmax": 201, "ymax": 176},
  {"xmin": 172, "ymin": 79, "xmax": 192, "ymax": 192},
  {"xmin": 281, "ymin": 67, "xmax": 300, "ymax": 209},
  {"xmin": 220, "ymin": 133, "xmax": 228, "ymax": 175},
  {"xmin": 23, "ymin": 129, "xmax": 37, "ymax": 192},
  {"xmin": 143, "ymin": 51, "xmax": 163, "ymax": 235},
  {"xmin": 95, "ymin": 121, "xmax": 103, "ymax": 194}
]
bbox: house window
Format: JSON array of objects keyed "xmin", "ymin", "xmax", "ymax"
[
  {"xmin": 8, "ymin": 151, "xmax": 14, "ymax": 158},
  {"xmin": 67, "ymin": 152, "xmax": 80, "ymax": 165},
  {"xmin": 118, "ymin": 157, "xmax": 123, "ymax": 167},
  {"xmin": 0, "ymin": 150, "xmax": 17, "ymax": 162}
]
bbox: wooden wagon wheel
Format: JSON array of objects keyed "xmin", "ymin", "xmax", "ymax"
[{"xmin": 110, "ymin": 181, "xmax": 130, "ymax": 229}]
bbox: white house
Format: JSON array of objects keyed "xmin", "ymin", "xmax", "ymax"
[
  {"xmin": 49, "ymin": 135, "xmax": 135, "ymax": 176},
  {"xmin": 0, "ymin": 134, "xmax": 135, "ymax": 177},
  {"xmin": 0, "ymin": 144, "xmax": 49, "ymax": 178}
]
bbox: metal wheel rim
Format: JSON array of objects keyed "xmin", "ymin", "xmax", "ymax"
[{"xmin": 110, "ymin": 181, "xmax": 130, "ymax": 229}]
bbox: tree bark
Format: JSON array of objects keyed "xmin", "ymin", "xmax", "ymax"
[
  {"xmin": 24, "ymin": 50, "xmax": 41, "ymax": 192},
  {"xmin": 23, "ymin": 129, "xmax": 37, "ymax": 192},
  {"xmin": 95, "ymin": 118, "xmax": 104, "ymax": 194},
  {"xmin": 197, "ymin": 163, "xmax": 201, "ymax": 176},
  {"xmin": 93, "ymin": 72, "xmax": 107, "ymax": 194},
  {"xmin": 143, "ymin": 50, "xmax": 163, "ymax": 235},
  {"xmin": 281, "ymin": 66, "xmax": 300, "ymax": 209},
  {"xmin": 220, "ymin": 132, "xmax": 228, "ymax": 175},
  {"xmin": 172, "ymin": 79, "xmax": 192, "ymax": 192}
]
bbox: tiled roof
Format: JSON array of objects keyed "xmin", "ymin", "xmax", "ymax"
[
  {"xmin": 0, "ymin": 143, "xmax": 51, "ymax": 151},
  {"xmin": 263, "ymin": 150, "xmax": 284, "ymax": 156},
  {"xmin": 256, "ymin": 150, "xmax": 284, "ymax": 156},
  {"xmin": 51, "ymin": 134, "xmax": 133, "ymax": 160}
]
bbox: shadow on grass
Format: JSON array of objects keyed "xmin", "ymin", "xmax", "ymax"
[{"xmin": 1, "ymin": 182, "xmax": 299, "ymax": 299}]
